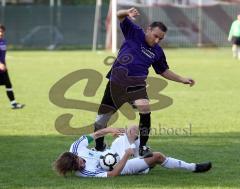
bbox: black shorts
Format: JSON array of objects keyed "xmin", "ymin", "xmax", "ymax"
[
  {"xmin": 0, "ymin": 71, "xmax": 12, "ymax": 87},
  {"xmin": 231, "ymin": 36, "xmax": 240, "ymax": 46},
  {"xmin": 98, "ymin": 81, "xmax": 148, "ymax": 114}
]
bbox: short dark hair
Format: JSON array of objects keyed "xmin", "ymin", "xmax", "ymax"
[
  {"xmin": 53, "ymin": 152, "xmax": 79, "ymax": 176},
  {"xmin": 0, "ymin": 24, "xmax": 6, "ymax": 31},
  {"xmin": 149, "ymin": 22, "xmax": 167, "ymax": 32}
]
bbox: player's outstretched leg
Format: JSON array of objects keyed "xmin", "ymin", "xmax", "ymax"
[{"xmin": 144, "ymin": 152, "xmax": 212, "ymax": 173}]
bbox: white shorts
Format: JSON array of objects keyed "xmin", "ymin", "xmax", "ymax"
[
  {"xmin": 121, "ymin": 158, "xmax": 149, "ymax": 175},
  {"xmin": 110, "ymin": 134, "xmax": 150, "ymax": 175},
  {"xmin": 110, "ymin": 134, "xmax": 140, "ymax": 159}
]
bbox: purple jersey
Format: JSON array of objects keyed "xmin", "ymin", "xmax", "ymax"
[
  {"xmin": 0, "ymin": 39, "xmax": 7, "ymax": 64},
  {"xmin": 107, "ymin": 17, "xmax": 169, "ymax": 86}
]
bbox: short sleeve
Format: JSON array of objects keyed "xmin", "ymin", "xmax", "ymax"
[
  {"xmin": 86, "ymin": 135, "xmax": 94, "ymax": 144},
  {"xmin": 152, "ymin": 50, "xmax": 169, "ymax": 74},
  {"xmin": 120, "ymin": 17, "xmax": 143, "ymax": 40},
  {"xmin": 70, "ymin": 135, "xmax": 89, "ymax": 155}
]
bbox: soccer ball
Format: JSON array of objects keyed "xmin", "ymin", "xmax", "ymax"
[{"xmin": 99, "ymin": 150, "xmax": 120, "ymax": 171}]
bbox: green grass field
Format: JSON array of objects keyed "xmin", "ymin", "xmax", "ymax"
[{"xmin": 0, "ymin": 48, "xmax": 239, "ymax": 189}]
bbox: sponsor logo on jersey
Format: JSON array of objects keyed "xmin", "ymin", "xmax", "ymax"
[{"xmin": 141, "ymin": 44, "xmax": 155, "ymax": 59}]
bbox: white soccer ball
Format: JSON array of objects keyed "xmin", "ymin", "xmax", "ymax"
[{"xmin": 99, "ymin": 150, "xmax": 120, "ymax": 171}]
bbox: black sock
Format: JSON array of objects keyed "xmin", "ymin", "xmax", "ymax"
[
  {"xmin": 139, "ymin": 112, "xmax": 151, "ymax": 147},
  {"xmin": 6, "ymin": 91, "xmax": 15, "ymax": 102},
  {"xmin": 95, "ymin": 137, "xmax": 104, "ymax": 151},
  {"xmin": 94, "ymin": 123, "xmax": 105, "ymax": 151}
]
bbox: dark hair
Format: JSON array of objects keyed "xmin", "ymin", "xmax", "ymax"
[
  {"xmin": 149, "ymin": 22, "xmax": 167, "ymax": 32},
  {"xmin": 0, "ymin": 24, "xmax": 6, "ymax": 31},
  {"xmin": 53, "ymin": 152, "xmax": 79, "ymax": 176}
]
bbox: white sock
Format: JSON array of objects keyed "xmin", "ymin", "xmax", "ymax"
[
  {"xmin": 161, "ymin": 157, "xmax": 196, "ymax": 171},
  {"xmin": 10, "ymin": 100, "xmax": 16, "ymax": 105},
  {"xmin": 237, "ymin": 47, "xmax": 240, "ymax": 60},
  {"xmin": 232, "ymin": 45, "xmax": 237, "ymax": 58}
]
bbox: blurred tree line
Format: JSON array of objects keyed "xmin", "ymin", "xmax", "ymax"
[
  {"xmin": 7, "ymin": 0, "xmax": 110, "ymax": 5},
  {"xmin": 34, "ymin": 0, "xmax": 110, "ymax": 5}
]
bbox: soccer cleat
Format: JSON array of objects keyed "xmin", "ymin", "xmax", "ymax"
[
  {"xmin": 11, "ymin": 103, "xmax": 25, "ymax": 109},
  {"xmin": 193, "ymin": 162, "xmax": 212, "ymax": 173},
  {"xmin": 139, "ymin": 146, "xmax": 153, "ymax": 158}
]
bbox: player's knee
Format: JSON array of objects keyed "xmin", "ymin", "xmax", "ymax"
[
  {"xmin": 94, "ymin": 113, "xmax": 112, "ymax": 130},
  {"xmin": 134, "ymin": 99, "xmax": 150, "ymax": 113},
  {"xmin": 153, "ymin": 152, "xmax": 166, "ymax": 163}
]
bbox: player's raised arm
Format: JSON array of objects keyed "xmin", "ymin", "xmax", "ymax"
[
  {"xmin": 91, "ymin": 127, "xmax": 125, "ymax": 140},
  {"xmin": 117, "ymin": 7, "xmax": 140, "ymax": 22},
  {"xmin": 107, "ymin": 148, "xmax": 134, "ymax": 177}
]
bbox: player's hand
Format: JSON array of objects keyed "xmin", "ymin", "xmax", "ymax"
[
  {"xmin": 181, "ymin": 78, "xmax": 195, "ymax": 87},
  {"xmin": 125, "ymin": 148, "xmax": 135, "ymax": 156},
  {"xmin": 109, "ymin": 127, "xmax": 126, "ymax": 137},
  {"xmin": 127, "ymin": 7, "xmax": 140, "ymax": 20},
  {"xmin": 0, "ymin": 63, "xmax": 6, "ymax": 71}
]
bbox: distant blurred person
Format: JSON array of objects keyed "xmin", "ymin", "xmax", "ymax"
[
  {"xmin": 228, "ymin": 14, "xmax": 240, "ymax": 60},
  {"xmin": 0, "ymin": 24, "xmax": 24, "ymax": 109}
]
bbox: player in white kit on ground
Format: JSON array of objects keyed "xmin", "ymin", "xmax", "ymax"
[{"xmin": 53, "ymin": 126, "xmax": 212, "ymax": 177}]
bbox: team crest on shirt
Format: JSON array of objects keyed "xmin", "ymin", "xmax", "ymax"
[{"xmin": 141, "ymin": 44, "xmax": 155, "ymax": 59}]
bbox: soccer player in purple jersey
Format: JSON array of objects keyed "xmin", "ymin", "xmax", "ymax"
[
  {"xmin": 0, "ymin": 24, "xmax": 24, "ymax": 109},
  {"xmin": 94, "ymin": 8, "xmax": 195, "ymax": 157}
]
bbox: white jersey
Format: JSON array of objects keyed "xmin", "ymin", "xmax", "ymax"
[
  {"xmin": 69, "ymin": 135, "xmax": 107, "ymax": 178},
  {"xmin": 70, "ymin": 134, "xmax": 149, "ymax": 178}
]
